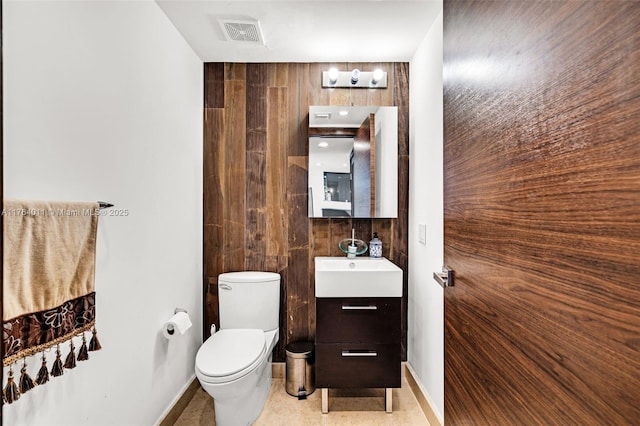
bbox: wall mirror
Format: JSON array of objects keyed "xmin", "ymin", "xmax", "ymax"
[{"xmin": 308, "ymin": 106, "xmax": 398, "ymax": 218}]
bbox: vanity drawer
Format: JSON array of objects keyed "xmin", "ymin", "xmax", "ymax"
[
  {"xmin": 316, "ymin": 297, "xmax": 401, "ymax": 344},
  {"xmin": 315, "ymin": 343, "xmax": 401, "ymax": 388}
]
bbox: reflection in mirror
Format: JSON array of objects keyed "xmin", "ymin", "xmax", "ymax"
[
  {"xmin": 324, "ymin": 172, "xmax": 351, "ymax": 202},
  {"xmin": 308, "ymin": 106, "xmax": 398, "ymax": 218}
]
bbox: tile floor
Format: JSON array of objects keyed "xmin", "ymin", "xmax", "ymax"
[{"xmin": 174, "ymin": 378, "xmax": 430, "ymax": 425}]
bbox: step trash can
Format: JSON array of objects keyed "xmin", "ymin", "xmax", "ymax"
[{"xmin": 285, "ymin": 341, "xmax": 315, "ymax": 400}]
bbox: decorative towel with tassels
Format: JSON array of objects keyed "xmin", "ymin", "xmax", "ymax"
[{"xmin": 2, "ymin": 200, "xmax": 103, "ymax": 403}]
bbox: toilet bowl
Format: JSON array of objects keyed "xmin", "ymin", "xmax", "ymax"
[
  {"xmin": 196, "ymin": 329, "xmax": 278, "ymax": 425},
  {"xmin": 195, "ymin": 272, "xmax": 280, "ymax": 426}
]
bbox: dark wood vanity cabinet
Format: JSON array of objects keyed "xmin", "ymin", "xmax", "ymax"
[{"xmin": 315, "ymin": 297, "xmax": 401, "ymax": 389}]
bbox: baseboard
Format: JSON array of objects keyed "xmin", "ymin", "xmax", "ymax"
[
  {"xmin": 272, "ymin": 362, "xmax": 285, "ymax": 378},
  {"xmin": 157, "ymin": 376, "xmax": 200, "ymax": 426},
  {"xmin": 405, "ymin": 363, "xmax": 443, "ymax": 426}
]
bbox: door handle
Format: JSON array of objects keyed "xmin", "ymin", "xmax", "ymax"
[{"xmin": 433, "ymin": 266, "xmax": 454, "ymax": 288}]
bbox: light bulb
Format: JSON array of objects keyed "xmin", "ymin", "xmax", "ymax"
[
  {"xmin": 328, "ymin": 68, "xmax": 339, "ymax": 84},
  {"xmin": 351, "ymin": 69, "xmax": 360, "ymax": 84},
  {"xmin": 371, "ymin": 69, "xmax": 384, "ymax": 85}
]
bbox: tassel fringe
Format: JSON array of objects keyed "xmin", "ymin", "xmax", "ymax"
[
  {"xmin": 4, "ymin": 328, "xmax": 102, "ymax": 403},
  {"xmin": 77, "ymin": 333, "xmax": 89, "ymax": 361},
  {"xmin": 35, "ymin": 354, "xmax": 50, "ymax": 385},
  {"xmin": 3, "ymin": 366, "xmax": 21, "ymax": 404},
  {"xmin": 51, "ymin": 346, "xmax": 64, "ymax": 377},
  {"xmin": 64, "ymin": 340, "xmax": 77, "ymax": 369},
  {"xmin": 19, "ymin": 360, "xmax": 36, "ymax": 394},
  {"xmin": 89, "ymin": 327, "xmax": 102, "ymax": 351}
]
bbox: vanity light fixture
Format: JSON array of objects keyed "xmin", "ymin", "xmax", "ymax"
[{"xmin": 322, "ymin": 68, "xmax": 388, "ymax": 89}]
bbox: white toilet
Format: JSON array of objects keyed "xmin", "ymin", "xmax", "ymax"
[{"xmin": 195, "ymin": 271, "xmax": 280, "ymax": 426}]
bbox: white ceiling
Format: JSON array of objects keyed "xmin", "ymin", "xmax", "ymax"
[{"xmin": 156, "ymin": 0, "xmax": 442, "ymax": 62}]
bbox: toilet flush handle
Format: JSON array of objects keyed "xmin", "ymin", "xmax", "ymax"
[{"xmin": 219, "ymin": 283, "xmax": 232, "ymax": 291}]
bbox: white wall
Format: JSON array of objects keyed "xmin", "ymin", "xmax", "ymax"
[
  {"xmin": 3, "ymin": 1, "xmax": 203, "ymax": 425},
  {"xmin": 408, "ymin": 8, "xmax": 444, "ymax": 423},
  {"xmin": 374, "ymin": 106, "xmax": 398, "ymax": 218}
]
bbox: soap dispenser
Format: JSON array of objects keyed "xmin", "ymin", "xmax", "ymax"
[{"xmin": 369, "ymin": 232, "xmax": 382, "ymax": 258}]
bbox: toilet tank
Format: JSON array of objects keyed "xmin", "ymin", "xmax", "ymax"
[{"xmin": 218, "ymin": 272, "xmax": 281, "ymax": 331}]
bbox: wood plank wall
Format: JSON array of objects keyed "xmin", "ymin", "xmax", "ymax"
[{"xmin": 203, "ymin": 63, "xmax": 409, "ymax": 361}]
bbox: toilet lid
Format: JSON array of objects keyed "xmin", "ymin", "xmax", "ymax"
[{"xmin": 196, "ymin": 329, "xmax": 266, "ymax": 379}]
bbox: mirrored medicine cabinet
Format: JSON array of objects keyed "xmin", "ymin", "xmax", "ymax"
[{"xmin": 308, "ymin": 106, "xmax": 398, "ymax": 218}]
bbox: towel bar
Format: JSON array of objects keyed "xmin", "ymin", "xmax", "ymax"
[{"xmin": 97, "ymin": 201, "xmax": 114, "ymax": 209}]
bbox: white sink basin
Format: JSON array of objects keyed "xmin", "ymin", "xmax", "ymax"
[{"xmin": 315, "ymin": 256, "xmax": 403, "ymax": 298}]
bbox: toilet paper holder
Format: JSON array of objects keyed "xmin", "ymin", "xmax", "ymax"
[{"xmin": 166, "ymin": 308, "xmax": 188, "ymax": 335}]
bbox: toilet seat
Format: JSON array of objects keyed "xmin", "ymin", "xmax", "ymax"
[{"xmin": 196, "ymin": 329, "xmax": 266, "ymax": 384}]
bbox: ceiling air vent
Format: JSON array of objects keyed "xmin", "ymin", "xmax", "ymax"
[{"xmin": 218, "ymin": 18, "xmax": 266, "ymax": 45}]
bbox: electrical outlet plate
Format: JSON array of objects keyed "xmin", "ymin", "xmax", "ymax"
[{"xmin": 418, "ymin": 224, "xmax": 426, "ymax": 245}]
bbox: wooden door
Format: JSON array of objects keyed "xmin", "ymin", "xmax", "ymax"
[
  {"xmin": 443, "ymin": 1, "xmax": 640, "ymax": 424},
  {"xmin": 352, "ymin": 114, "xmax": 375, "ymax": 217}
]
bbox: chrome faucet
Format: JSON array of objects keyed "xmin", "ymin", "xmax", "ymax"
[
  {"xmin": 347, "ymin": 229, "xmax": 358, "ymax": 258},
  {"xmin": 339, "ymin": 229, "xmax": 367, "ymax": 258}
]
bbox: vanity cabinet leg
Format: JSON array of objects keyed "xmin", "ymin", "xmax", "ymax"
[
  {"xmin": 385, "ymin": 388, "xmax": 393, "ymax": 413},
  {"xmin": 322, "ymin": 388, "xmax": 329, "ymax": 413}
]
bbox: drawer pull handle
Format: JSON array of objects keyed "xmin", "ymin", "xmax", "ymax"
[
  {"xmin": 341, "ymin": 305, "xmax": 377, "ymax": 310},
  {"xmin": 341, "ymin": 351, "xmax": 378, "ymax": 357}
]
